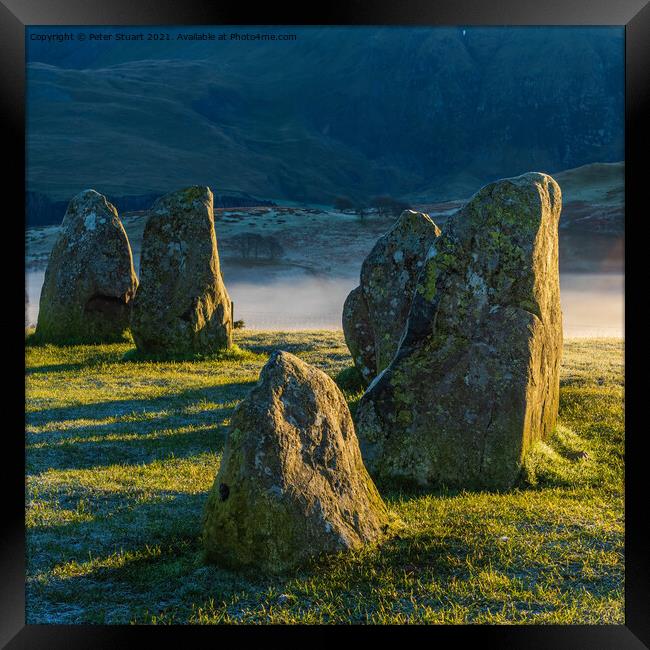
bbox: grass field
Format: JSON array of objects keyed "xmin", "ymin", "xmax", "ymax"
[{"xmin": 25, "ymin": 331, "xmax": 624, "ymax": 624}]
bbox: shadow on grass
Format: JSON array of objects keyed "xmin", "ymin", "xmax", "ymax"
[
  {"xmin": 120, "ymin": 343, "xmax": 258, "ymax": 364},
  {"xmin": 242, "ymin": 339, "xmax": 336, "ymax": 356},
  {"xmin": 26, "ymin": 360, "xmax": 114, "ymax": 375},
  {"xmin": 26, "ymin": 424, "xmax": 226, "ymax": 474},
  {"xmin": 374, "ymin": 476, "xmax": 519, "ymax": 500},
  {"xmin": 26, "ymin": 381, "xmax": 256, "ymax": 474},
  {"xmin": 26, "ymin": 341, "xmax": 264, "ymax": 374},
  {"xmin": 25, "ymin": 331, "xmax": 133, "ymax": 348},
  {"xmin": 28, "ymin": 489, "xmax": 209, "ymax": 539},
  {"xmin": 26, "ymin": 349, "xmax": 129, "ymax": 375},
  {"xmin": 27, "ymin": 382, "xmax": 255, "ymax": 426},
  {"xmin": 24, "ymin": 486, "xmax": 495, "ymax": 625}
]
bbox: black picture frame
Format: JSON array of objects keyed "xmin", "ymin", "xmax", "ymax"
[{"xmin": 3, "ymin": 0, "xmax": 647, "ymax": 646}]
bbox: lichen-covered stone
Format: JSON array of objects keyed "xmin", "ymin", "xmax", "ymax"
[
  {"xmin": 343, "ymin": 210, "xmax": 441, "ymax": 384},
  {"xmin": 203, "ymin": 350, "xmax": 392, "ymax": 573},
  {"xmin": 35, "ymin": 189, "xmax": 138, "ymax": 343},
  {"xmin": 356, "ymin": 173, "xmax": 563, "ymax": 490},
  {"xmin": 131, "ymin": 186, "xmax": 232, "ymax": 354},
  {"xmin": 342, "ymin": 286, "xmax": 376, "ymax": 384}
]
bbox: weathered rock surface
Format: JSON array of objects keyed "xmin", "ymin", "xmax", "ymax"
[
  {"xmin": 343, "ymin": 210, "xmax": 441, "ymax": 383},
  {"xmin": 203, "ymin": 350, "xmax": 392, "ymax": 573},
  {"xmin": 131, "ymin": 186, "xmax": 232, "ymax": 354},
  {"xmin": 355, "ymin": 173, "xmax": 563, "ymax": 490},
  {"xmin": 342, "ymin": 286, "xmax": 376, "ymax": 384},
  {"xmin": 35, "ymin": 189, "xmax": 138, "ymax": 343}
]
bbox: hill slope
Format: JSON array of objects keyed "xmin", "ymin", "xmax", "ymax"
[{"xmin": 27, "ymin": 26, "xmax": 623, "ymax": 204}]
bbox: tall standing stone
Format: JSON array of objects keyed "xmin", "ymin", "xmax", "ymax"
[
  {"xmin": 342, "ymin": 210, "xmax": 441, "ymax": 384},
  {"xmin": 35, "ymin": 189, "xmax": 138, "ymax": 343},
  {"xmin": 131, "ymin": 186, "xmax": 232, "ymax": 354},
  {"xmin": 203, "ymin": 350, "xmax": 392, "ymax": 573},
  {"xmin": 355, "ymin": 173, "xmax": 563, "ymax": 490}
]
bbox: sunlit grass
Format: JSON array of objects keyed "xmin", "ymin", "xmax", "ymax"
[{"xmin": 25, "ymin": 332, "xmax": 624, "ymax": 624}]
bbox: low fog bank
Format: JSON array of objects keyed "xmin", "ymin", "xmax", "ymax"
[
  {"xmin": 228, "ymin": 272, "xmax": 624, "ymax": 338},
  {"xmin": 227, "ymin": 273, "xmax": 354, "ymax": 331},
  {"xmin": 25, "ymin": 269, "xmax": 623, "ymax": 339},
  {"xmin": 560, "ymin": 272, "xmax": 623, "ymax": 338}
]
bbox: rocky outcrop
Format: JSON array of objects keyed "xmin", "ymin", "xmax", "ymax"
[
  {"xmin": 35, "ymin": 189, "xmax": 138, "ymax": 343},
  {"xmin": 131, "ymin": 186, "xmax": 232, "ymax": 355},
  {"xmin": 343, "ymin": 210, "xmax": 441, "ymax": 384},
  {"xmin": 355, "ymin": 173, "xmax": 563, "ymax": 490},
  {"xmin": 203, "ymin": 350, "xmax": 392, "ymax": 573}
]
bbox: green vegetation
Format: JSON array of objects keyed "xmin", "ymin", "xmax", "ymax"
[{"xmin": 25, "ymin": 332, "xmax": 623, "ymax": 624}]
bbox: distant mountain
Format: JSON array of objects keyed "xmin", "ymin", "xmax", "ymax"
[
  {"xmin": 554, "ymin": 161, "xmax": 624, "ymax": 234},
  {"xmin": 26, "ymin": 26, "xmax": 623, "ymax": 205},
  {"xmin": 412, "ymin": 161, "xmax": 624, "ymax": 237},
  {"xmin": 25, "ymin": 192, "xmax": 161, "ymax": 227}
]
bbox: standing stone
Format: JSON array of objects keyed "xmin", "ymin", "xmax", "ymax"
[
  {"xmin": 355, "ymin": 173, "xmax": 563, "ymax": 490},
  {"xmin": 35, "ymin": 189, "xmax": 138, "ymax": 343},
  {"xmin": 342, "ymin": 286, "xmax": 376, "ymax": 384},
  {"xmin": 203, "ymin": 350, "xmax": 392, "ymax": 573},
  {"xmin": 131, "ymin": 186, "xmax": 232, "ymax": 354},
  {"xmin": 343, "ymin": 210, "xmax": 441, "ymax": 384}
]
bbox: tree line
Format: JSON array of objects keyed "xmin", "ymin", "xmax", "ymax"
[{"xmin": 332, "ymin": 195, "xmax": 411, "ymax": 220}]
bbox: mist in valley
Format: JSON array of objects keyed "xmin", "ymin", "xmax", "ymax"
[
  {"xmin": 24, "ymin": 26, "xmax": 625, "ymax": 341},
  {"xmin": 224, "ymin": 270, "xmax": 624, "ymax": 337},
  {"xmin": 25, "ymin": 263, "xmax": 624, "ymax": 339}
]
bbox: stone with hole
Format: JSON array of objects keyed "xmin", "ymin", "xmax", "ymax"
[{"xmin": 202, "ymin": 350, "xmax": 394, "ymax": 573}]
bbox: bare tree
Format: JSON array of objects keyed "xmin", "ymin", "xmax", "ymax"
[
  {"xmin": 229, "ymin": 233, "xmax": 285, "ymax": 261},
  {"xmin": 354, "ymin": 203, "xmax": 368, "ymax": 222},
  {"xmin": 265, "ymin": 236, "xmax": 284, "ymax": 260}
]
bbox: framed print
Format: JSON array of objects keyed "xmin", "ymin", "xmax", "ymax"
[{"xmin": 2, "ymin": 0, "xmax": 647, "ymax": 645}]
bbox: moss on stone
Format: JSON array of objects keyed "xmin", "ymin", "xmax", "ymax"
[
  {"xmin": 35, "ymin": 189, "xmax": 138, "ymax": 345},
  {"xmin": 131, "ymin": 186, "xmax": 232, "ymax": 356},
  {"xmin": 419, "ymin": 260, "xmax": 438, "ymax": 301},
  {"xmin": 203, "ymin": 351, "xmax": 394, "ymax": 574},
  {"xmin": 355, "ymin": 173, "xmax": 563, "ymax": 491},
  {"xmin": 343, "ymin": 210, "xmax": 441, "ymax": 384}
]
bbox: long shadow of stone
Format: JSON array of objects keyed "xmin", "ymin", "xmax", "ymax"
[
  {"xmin": 26, "ymin": 382, "xmax": 255, "ymax": 427},
  {"xmin": 25, "ymin": 486, "xmax": 471, "ymax": 624},
  {"xmin": 27, "ymin": 490, "xmax": 211, "ymax": 576},
  {"xmin": 243, "ymin": 340, "xmax": 332, "ymax": 356},
  {"xmin": 26, "ymin": 485, "xmax": 325, "ymax": 623},
  {"xmin": 26, "ymin": 380, "xmax": 256, "ymax": 477},
  {"xmin": 25, "ymin": 346, "xmax": 128, "ymax": 376},
  {"xmin": 26, "ymin": 424, "xmax": 227, "ymax": 474},
  {"xmin": 26, "ymin": 361, "xmax": 97, "ymax": 376},
  {"xmin": 28, "ymin": 411, "xmax": 214, "ymax": 438}
]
